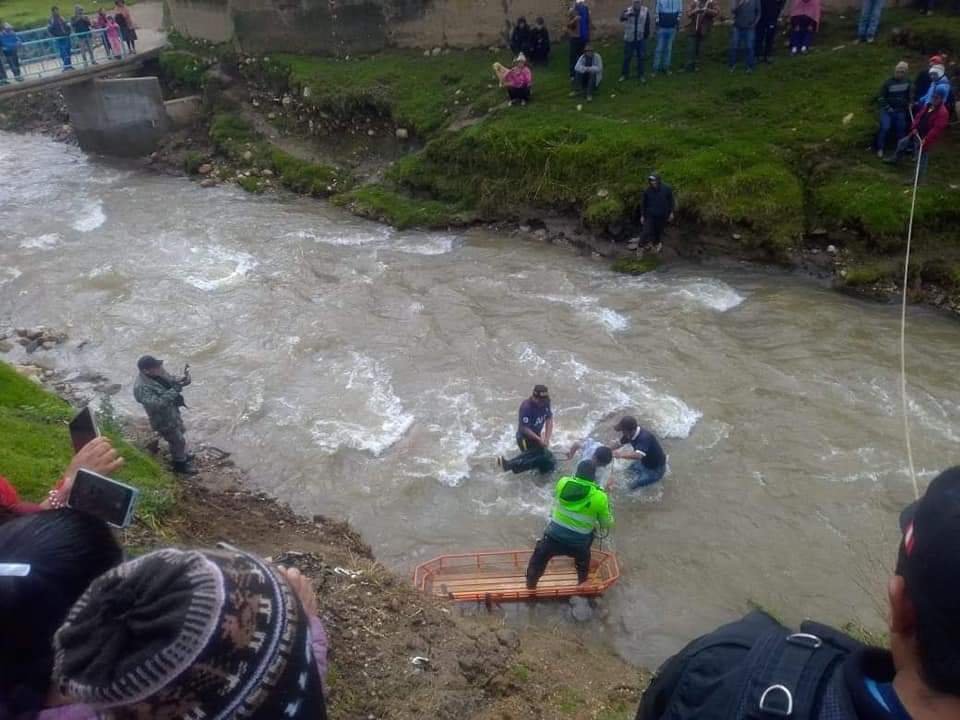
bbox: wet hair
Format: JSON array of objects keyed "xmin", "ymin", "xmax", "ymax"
[
  {"xmin": 0, "ymin": 510, "xmax": 122, "ymax": 714},
  {"xmin": 592, "ymin": 446, "xmax": 613, "ymax": 467},
  {"xmin": 575, "ymin": 459, "xmax": 597, "ymax": 482}
]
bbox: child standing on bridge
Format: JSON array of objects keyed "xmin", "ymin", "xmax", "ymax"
[{"xmin": 104, "ymin": 14, "xmax": 121, "ymax": 59}]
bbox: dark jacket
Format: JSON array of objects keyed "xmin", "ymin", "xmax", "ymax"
[
  {"xmin": 879, "ymin": 76, "xmax": 911, "ymax": 112},
  {"xmin": 72, "ymin": 15, "xmax": 92, "ymax": 34},
  {"xmin": 530, "ymin": 25, "xmax": 551, "ymax": 60},
  {"xmin": 510, "ymin": 22, "xmax": 532, "ymax": 55},
  {"xmin": 642, "ymin": 182, "xmax": 675, "ymax": 218},
  {"xmin": 731, "ymin": 0, "xmax": 760, "ymax": 29},
  {"xmin": 47, "ymin": 15, "xmax": 71, "ymax": 37},
  {"xmin": 133, "ymin": 371, "xmax": 185, "ymax": 434},
  {"xmin": 636, "ymin": 611, "xmax": 897, "ymax": 720},
  {"xmin": 758, "ymin": 0, "xmax": 786, "ymax": 20}
]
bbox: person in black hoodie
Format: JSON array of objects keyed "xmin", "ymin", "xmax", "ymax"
[
  {"xmin": 636, "ymin": 466, "xmax": 960, "ymax": 720},
  {"xmin": 510, "ymin": 16, "xmax": 532, "ymax": 57},
  {"xmin": 530, "ymin": 16, "xmax": 551, "ymax": 64},
  {"xmin": 755, "ymin": 0, "xmax": 786, "ymax": 62}
]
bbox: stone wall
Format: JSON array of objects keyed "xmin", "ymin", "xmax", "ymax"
[{"xmin": 165, "ymin": 0, "xmax": 858, "ymax": 55}]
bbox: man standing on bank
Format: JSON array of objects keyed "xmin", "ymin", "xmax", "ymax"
[
  {"xmin": 640, "ymin": 173, "xmax": 675, "ymax": 250},
  {"xmin": 525, "ymin": 459, "xmax": 614, "ymax": 589},
  {"xmin": 497, "ymin": 384, "xmax": 556, "ymax": 475},
  {"xmin": 612, "ymin": 415, "xmax": 667, "ymax": 489},
  {"xmin": 133, "ymin": 355, "xmax": 197, "ymax": 475}
]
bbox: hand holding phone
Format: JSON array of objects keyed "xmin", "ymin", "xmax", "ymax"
[
  {"xmin": 68, "ymin": 469, "xmax": 139, "ymax": 528},
  {"xmin": 69, "ymin": 406, "xmax": 99, "ymax": 453}
]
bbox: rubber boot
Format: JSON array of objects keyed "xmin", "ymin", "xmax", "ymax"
[{"xmin": 172, "ymin": 460, "xmax": 198, "ymax": 476}]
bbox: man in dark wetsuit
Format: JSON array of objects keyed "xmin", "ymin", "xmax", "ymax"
[
  {"xmin": 497, "ymin": 384, "xmax": 556, "ymax": 475},
  {"xmin": 612, "ymin": 415, "xmax": 666, "ymax": 489}
]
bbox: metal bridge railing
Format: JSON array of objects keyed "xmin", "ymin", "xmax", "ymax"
[{"xmin": 1, "ymin": 28, "xmax": 137, "ymax": 84}]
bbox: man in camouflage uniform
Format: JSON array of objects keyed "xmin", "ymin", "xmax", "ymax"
[{"xmin": 133, "ymin": 355, "xmax": 197, "ymax": 475}]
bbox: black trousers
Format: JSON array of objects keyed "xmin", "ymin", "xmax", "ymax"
[
  {"xmin": 569, "ymin": 37, "xmax": 586, "ymax": 77},
  {"xmin": 504, "ymin": 437, "xmax": 556, "ymax": 474},
  {"xmin": 526, "ymin": 533, "xmax": 593, "ymax": 588},
  {"xmin": 508, "ymin": 86, "xmax": 531, "ymax": 102},
  {"xmin": 755, "ymin": 18, "xmax": 778, "ymax": 59},
  {"xmin": 642, "ymin": 215, "xmax": 668, "ymax": 245}
]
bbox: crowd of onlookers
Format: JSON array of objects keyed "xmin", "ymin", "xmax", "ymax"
[
  {"xmin": 492, "ymin": 0, "xmax": 954, "ymax": 177},
  {"xmin": 0, "ymin": 0, "xmax": 136, "ymax": 84}
]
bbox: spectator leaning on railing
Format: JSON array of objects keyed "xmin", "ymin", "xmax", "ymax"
[
  {"xmin": 71, "ymin": 6, "xmax": 97, "ymax": 66},
  {"xmin": 47, "ymin": 6, "xmax": 74, "ymax": 70},
  {"xmin": 0, "ymin": 24, "xmax": 23, "ymax": 83}
]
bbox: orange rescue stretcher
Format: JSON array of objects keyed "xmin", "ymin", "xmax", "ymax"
[{"xmin": 413, "ymin": 548, "xmax": 620, "ymax": 602}]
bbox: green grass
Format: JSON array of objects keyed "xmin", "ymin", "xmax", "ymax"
[
  {"xmin": 332, "ymin": 185, "xmax": 471, "ymax": 229},
  {"xmin": 158, "ymin": 50, "xmax": 212, "ymax": 93},
  {"xmin": 258, "ymin": 10, "xmax": 960, "ymax": 261},
  {"xmin": 611, "ymin": 255, "xmax": 662, "ymax": 274},
  {"xmin": 0, "ymin": 362, "xmax": 175, "ymax": 522},
  {"xmin": 209, "ymin": 113, "xmax": 352, "ymax": 196},
  {"xmin": 0, "ymin": 0, "xmax": 138, "ymax": 30}
]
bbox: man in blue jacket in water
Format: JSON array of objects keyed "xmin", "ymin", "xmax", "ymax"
[
  {"xmin": 497, "ymin": 384, "xmax": 556, "ymax": 475},
  {"xmin": 612, "ymin": 415, "xmax": 666, "ymax": 489}
]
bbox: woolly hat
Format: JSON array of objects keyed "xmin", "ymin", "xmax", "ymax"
[
  {"xmin": 930, "ymin": 64, "xmax": 945, "ymax": 79},
  {"xmin": 895, "ymin": 61, "xmax": 909, "ymax": 73},
  {"xmin": 929, "ymin": 54, "xmax": 944, "ymax": 65},
  {"xmin": 53, "ymin": 548, "xmax": 326, "ymax": 720}
]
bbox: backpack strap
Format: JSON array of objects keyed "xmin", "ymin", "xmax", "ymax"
[{"xmin": 739, "ymin": 630, "xmax": 848, "ymax": 719}]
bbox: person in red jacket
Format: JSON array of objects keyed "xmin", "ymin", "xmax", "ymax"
[{"xmin": 886, "ymin": 84, "xmax": 949, "ymax": 180}]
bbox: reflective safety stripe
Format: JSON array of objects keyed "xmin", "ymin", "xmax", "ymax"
[
  {"xmin": 555, "ymin": 506, "xmax": 596, "ymax": 525},
  {"xmin": 551, "ymin": 515, "xmax": 594, "ymax": 535}
]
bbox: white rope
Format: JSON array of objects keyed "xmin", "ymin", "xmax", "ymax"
[{"xmin": 900, "ymin": 143, "xmax": 923, "ymax": 501}]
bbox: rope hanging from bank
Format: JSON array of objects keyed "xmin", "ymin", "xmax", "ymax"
[{"xmin": 900, "ymin": 147, "xmax": 923, "ymax": 501}]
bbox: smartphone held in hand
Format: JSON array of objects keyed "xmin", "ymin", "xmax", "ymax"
[
  {"xmin": 68, "ymin": 469, "xmax": 140, "ymax": 528},
  {"xmin": 68, "ymin": 406, "xmax": 100, "ymax": 453}
]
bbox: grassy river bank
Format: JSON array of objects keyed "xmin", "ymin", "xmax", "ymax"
[{"xmin": 145, "ymin": 9, "xmax": 960, "ymax": 306}]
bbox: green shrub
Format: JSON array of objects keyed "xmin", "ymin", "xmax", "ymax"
[
  {"xmin": 183, "ymin": 151, "xmax": 204, "ymax": 175},
  {"xmin": 158, "ymin": 50, "xmax": 210, "ymax": 92},
  {"xmin": 611, "ymin": 256, "xmax": 662, "ymax": 274},
  {"xmin": 583, "ymin": 195, "xmax": 626, "ymax": 229},
  {"xmin": 332, "ymin": 185, "xmax": 469, "ymax": 229},
  {"xmin": 237, "ymin": 175, "xmax": 265, "ymax": 193},
  {"xmin": 270, "ymin": 150, "xmax": 348, "ymax": 197}
]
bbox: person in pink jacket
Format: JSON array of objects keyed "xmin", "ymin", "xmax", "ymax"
[
  {"xmin": 493, "ymin": 53, "xmax": 534, "ymax": 105},
  {"xmin": 104, "ymin": 14, "xmax": 121, "ymax": 58}
]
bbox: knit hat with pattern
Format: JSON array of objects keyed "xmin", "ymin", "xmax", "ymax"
[{"xmin": 52, "ymin": 547, "xmax": 326, "ymax": 720}]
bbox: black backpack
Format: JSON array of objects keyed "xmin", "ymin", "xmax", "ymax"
[{"xmin": 637, "ymin": 611, "xmax": 865, "ymax": 720}]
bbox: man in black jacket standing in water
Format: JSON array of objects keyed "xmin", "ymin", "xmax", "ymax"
[
  {"xmin": 636, "ymin": 467, "xmax": 960, "ymax": 720},
  {"xmin": 640, "ymin": 173, "xmax": 675, "ymax": 250}
]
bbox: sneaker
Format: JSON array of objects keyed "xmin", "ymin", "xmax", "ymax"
[
  {"xmin": 876, "ymin": 148, "xmax": 884, "ymax": 159},
  {"xmin": 520, "ymin": 99, "xmax": 527, "ymax": 106},
  {"xmin": 568, "ymin": 90, "xmax": 577, "ymax": 97},
  {"xmin": 866, "ymin": 37, "xmax": 875, "ymax": 43},
  {"xmin": 801, "ymin": 46, "xmax": 808, "ymax": 53},
  {"xmin": 586, "ymin": 94, "xmax": 593, "ymax": 101},
  {"xmin": 640, "ymin": 75, "xmax": 647, "ymax": 83},
  {"xmin": 791, "ymin": 47, "xmax": 798, "ymax": 55},
  {"xmin": 618, "ymin": 75, "xmax": 626, "ymax": 82}
]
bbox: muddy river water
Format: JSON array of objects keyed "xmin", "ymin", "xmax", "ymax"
[{"xmin": 2, "ymin": 133, "xmax": 958, "ymax": 667}]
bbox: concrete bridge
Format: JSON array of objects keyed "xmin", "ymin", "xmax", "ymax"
[{"xmin": 0, "ymin": 2, "xmax": 197, "ymax": 157}]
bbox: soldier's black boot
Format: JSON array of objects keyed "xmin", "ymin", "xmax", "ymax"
[{"xmin": 172, "ymin": 460, "xmax": 199, "ymax": 476}]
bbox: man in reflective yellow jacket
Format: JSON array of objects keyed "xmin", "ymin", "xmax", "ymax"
[{"xmin": 525, "ymin": 459, "xmax": 614, "ymax": 589}]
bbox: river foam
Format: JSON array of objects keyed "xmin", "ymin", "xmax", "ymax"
[
  {"xmin": 183, "ymin": 246, "xmax": 258, "ymax": 291},
  {"xmin": 19, "ymin": 233, "xmax": 62, "ymax": 250},
  {"xmin": 310, "ymin": 352, "xmax": 414, "ymax": 456},
  {"xmin": 71, "ymin": 201, "xmax": 106, "ymax": 233}
]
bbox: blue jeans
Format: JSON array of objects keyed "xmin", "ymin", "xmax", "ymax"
[
  {"xmin": 894, "ymin": 135, "xmax": 929, "ymax": 180},
  {"xmin": 56, "ymin": 36, "xmax": 73, "ymax": 68},
  {"xmin": 653, "ymin": 27, "xmax": 676, "ymax": 72},
  {"xmin": 622, "ymin": 39, "xmax": 646, "ymax": 78},
  {"xmin": 627, "ymin": 461, "xmax": 665, "ymax": 490},
  {"xmin": 876, "ymin": 109, "xmax": 906, "ymax": 151},
  {"xmin": 729, "ymin": 27, "xmax": 755, "ymax": 69},
  {"xmin": 857, "ymin": 0, "xmax": 885, "ymax": 40}
]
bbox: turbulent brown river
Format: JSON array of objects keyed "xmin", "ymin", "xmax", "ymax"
[{"xmin": 2, "ymin": 133, "xmax": 958, "ymax": 667}]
